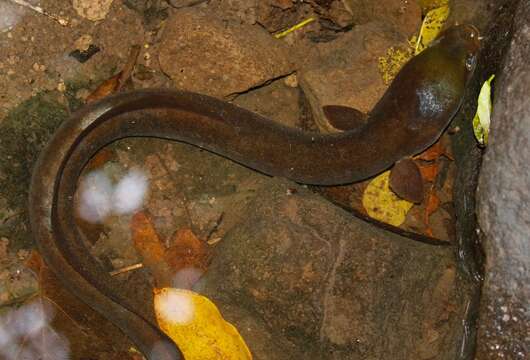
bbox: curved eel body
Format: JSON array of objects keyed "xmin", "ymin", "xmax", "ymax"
[{"xmin": 29, "ymin": 25, "xmax": 479, "ymax": 359}]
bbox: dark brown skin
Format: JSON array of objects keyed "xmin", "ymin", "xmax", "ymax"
[{"xmin": 29, "ymin": 25, "xmax": 479, "ymax": 359}]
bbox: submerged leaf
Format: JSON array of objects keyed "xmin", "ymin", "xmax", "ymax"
[
  {"xmin": 165, "ymin": 228, "xmax": 209, "ymax": 289},
  {"xmin": 154, "ymin": 288, "xmax": 252, "ymax": 360},
  {"xmin": 362, "ymin": 171, "xmax": 414, "ymax": 226},
  {"xmin": 418, "ymin": 162, "xmax": 440, "ymax": 183},
  {"xmin": 131, "ymin": 212, "xmax": 173, "ymax": 286},
  {"xmin": 424, "ymin": 189, "xmax": 441, "ymax": 237}
]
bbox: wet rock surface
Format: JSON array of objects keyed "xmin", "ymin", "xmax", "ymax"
[
  {"xmin": 201, "ymin": 179, "xmax": 467, "ymax": 359},
  {"xmin": 476, "ymin": 0, "xmax": 530, "ymax": 358},
  {"xmin": 158, "ymin": 8, "xmax": 295, "ymax": 98}
]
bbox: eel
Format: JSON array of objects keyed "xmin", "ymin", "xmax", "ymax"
[{"xmin": 28, "ymin": 25, "xmax": 480, "ymax": 359}]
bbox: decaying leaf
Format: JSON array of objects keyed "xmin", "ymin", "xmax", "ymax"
[
  {"xmin": 131, "ymin": 212, "xmax": 173, "ymax": 286},
  {"xmin": 415, "ymin": 138, "xmax": 453, "ymax": 161},
  {"xmin": 473, "ymin": 74, "xmax": 495, "ymax": 145},
  {"xmin": 85, "ymin": 73, "xmax": 122, "ymax": 103},
  {"xmin": 154, "ymin": 288, "xmax": 252, "ymax": 360},
  {"xmin": 418, "ymin": 162, "xmax": 440, "ymax": 183},
  {"xmin": 86, "ymin": 45, "xmax": 141, "ymax": 102},
  {"xmin": 362, "ymin": 171, "xmax": 414, "ymax": 226},
  {"xmin": 164, "ymin": 228, "xmax": 210, "ymax": 289},
  {"xmin": 132, "ymin": 212, "xmax": 209, "ymax": 289},
  {"xmin": 424, "ymin": 189, "xmax": 441, "ymax": 237}
]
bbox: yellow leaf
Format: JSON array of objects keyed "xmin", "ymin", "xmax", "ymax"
[
  {"xmin": 473, "ymin": 74, "xmax": 495, "ymax": 145},
  {"xmin": 154, "ymin": 288, "xmax": 252, "ymax": 360},
  {"xmin": 362, "ymin": 171, "xmax": 413, "ymax": 227},
  {"xmin": 415, "ymin": 5, "xmax": 450, "ymax": 55},
  {"xmin": 378, "ymin": 45, "xmax": 414, "ymax": 84},
  {"xmin": 378, "ymin": 2, "xmax": 450, "ymax": 84}
]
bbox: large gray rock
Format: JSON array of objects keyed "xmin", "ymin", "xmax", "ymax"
[{"xmin": 476, "ymin": 1, "xmax": 530, "ymax": 358}]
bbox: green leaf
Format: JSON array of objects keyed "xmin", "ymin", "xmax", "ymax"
[{"xmin": 473, "ymin": 74, "xmax": 495, "ymax": 145}]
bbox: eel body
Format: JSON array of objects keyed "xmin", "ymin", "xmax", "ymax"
[{"xmin": 29, "ymin": 25, "xmax": 479, "ymax": 359}]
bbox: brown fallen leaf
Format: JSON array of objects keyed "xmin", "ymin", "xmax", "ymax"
[
  {"xmin": 86, "ymin": 73, "xmax": 121, "ymax": 103},
  {"xmin": 424, "ymin": 188, "xmax": 441, "ymax": 237},
  {"xmin": 165, "ymin": 228, "xmax": 210, "ymax": 289},
  {"xmin": 418, "ymin": 162, "xmax": 440, "ymax": 183},
  {"xmin": 166, "ymin": 228, "xmax": 209, "ymax": 270},
  {"xmin": 131, "ymin": 212, "xmax": 174, "ymax": 287},
  {"xmin": 415, "ymin": 136, "xmax": 453, "ymax": 161},
  {"xmin": 86, "ymin": 45, "xmax": 141, "ymax": 103},
  {"xmin": 131, "ymin": 211, "xmax": 209, "ymax": 289}
]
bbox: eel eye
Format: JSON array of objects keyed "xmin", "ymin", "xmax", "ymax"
[{"xmin": 465, "ymin": 55, "xmax": 476, "ymax": 71}]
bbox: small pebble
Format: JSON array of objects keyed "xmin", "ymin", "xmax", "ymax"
[
  {"xmin": 284, "ymin": 74, "xmax": 298, "ymax": 88},
  {"xmin": 73, "ymin": 0, "xmax": 114, "ymax": 21},
  {"xmin": 57, "ymin": 81, "xmax": 66, "ymax": 92},
  {"xmin": 32, "ymin": 63, "xmax": 46, "ymax": 72},
  {"xmin": 74, "ymin": 34, "xmax": 93, "ymax": 52}
]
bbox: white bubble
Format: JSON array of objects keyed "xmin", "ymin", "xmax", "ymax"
[
  {"xmin": 12, "ymin": 301, "xmax": 51, "ymax": 337},
  {"xmin": 13, "ymin": 346, "xmax": 37, "ymax": 360},
  {"xmin": 0, "ymin": 300, "xmax": 69, "ymax": 360},
  {"xmin": 112, "ymin": 169, "xmax": 148, "ymax": 215},
  {"xmin": 30, "ymin": 327, "xmax": 70, "ymax": 360},
  {"xmin": 0, "ymin": 321, "xmax": 13, "ymax": 348},
  {"xmin": 157, "ymin": 289, "xmax": 195, "ymax": 325},
  {"xmin": 0, "ymin": 342, "xmax": 20, "ymax": 360},
  {"xmin": 77, "ymin": 170, "xmax": 113, "ymax": 223}
]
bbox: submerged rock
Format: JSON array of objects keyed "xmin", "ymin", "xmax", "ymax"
[{"xmin": 201, "ymin": 179, "xmax": 469, "ymax": 359}]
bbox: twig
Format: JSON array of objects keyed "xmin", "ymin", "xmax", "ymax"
[
  {"xmin": 274, "ymin": 17, "xmax": 315, "ymax": 39},
  {"xmin": 117, "ymin": 45, "xmax": 142, "ymax": 89},
  {"xmin": 109, "ymin": 263, "xmax": 143, "ymax": 276}
]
